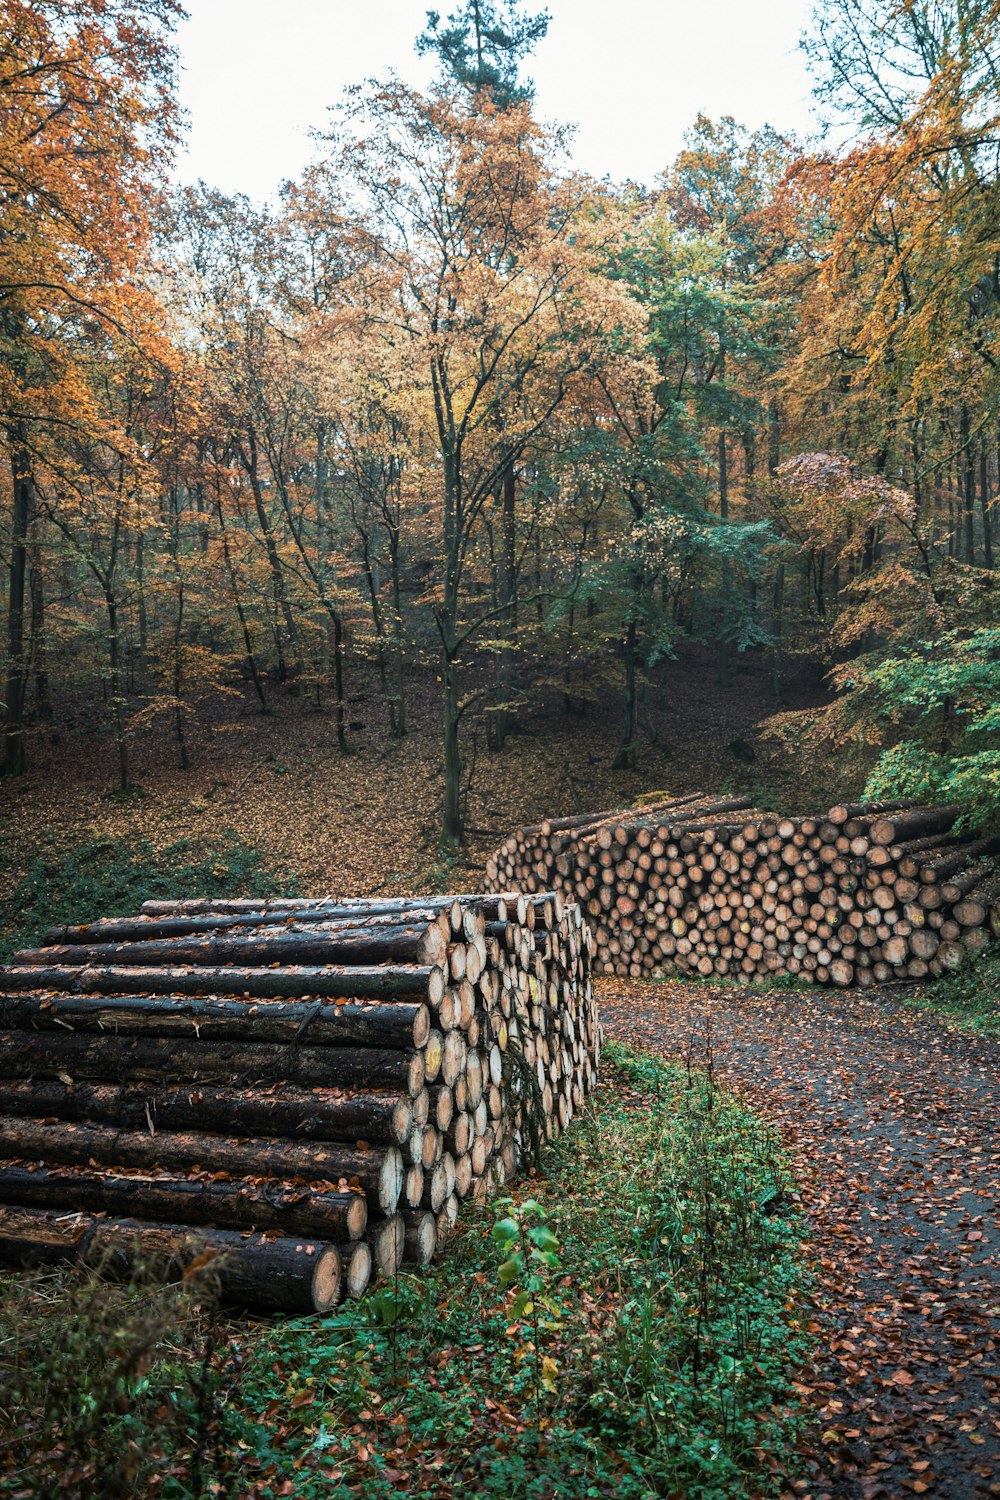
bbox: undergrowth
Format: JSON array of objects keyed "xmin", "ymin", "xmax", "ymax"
[
  {"xmin": 0, "ymin": 832, "xmax": 296, "ymax": 961},
  {"xmin": 229, "ymin": 1042, "xmax": 810, "ymax": 1498},
  {"xmin": 0, "ymin": 1046, "xmax": 811, "ymax": 1498},
  {"xmin": 903, "ymin": 949, "xmax": 1000, "ymax": 1039},
  {"xmin": 0, "ymin": 1263, "xmax": 234, "ymax": 1499}
]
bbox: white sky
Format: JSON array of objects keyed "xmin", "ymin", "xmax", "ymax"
[{"xmin": 175, "ymin": 0, "xmax": 821, "ymax": 200}]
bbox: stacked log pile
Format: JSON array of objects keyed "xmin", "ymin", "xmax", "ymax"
[
  {"xmin": 486, "ymin": 795, "xmax": 1000, "ymax": 987},
  {"xmin": 0, "ymin": 892, "xmax": 597, "ymax": 1314}
]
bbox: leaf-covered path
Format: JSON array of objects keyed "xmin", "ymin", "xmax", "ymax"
[{"xmin": 598, "ymin": 978, "xmax": 1000, "ymax": 1500}]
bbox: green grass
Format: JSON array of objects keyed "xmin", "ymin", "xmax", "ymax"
[
  {"xmin": 900, "ymin": 949, "xmax": 1000, "ymax": 1039},
  {"xmin": 0, "ymin": 831, "xmax": 298, "ymax": 961},
  {"xmin": 0, "ymin": 1046, "xmax": 812, "ymax": 1499}
]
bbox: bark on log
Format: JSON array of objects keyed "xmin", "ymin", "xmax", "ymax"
[
  {"xmin": 0, "ymin": 1117, "xmax": 404, "ymax": 1215},
  {"xmin": 0, "ymin": 1078, "xmax": 413, "ymax": 1147},
  {"xmin": 367, "ymin": 1213, "xmax": 404, "ymax": 1276},
  {"xmin": 0, "ymin": 963, "xmax": 446, "ymax": 1005},
  {"xmin": 827, "ymin": 798, "xmax": 921, "ymax": 825},
  {"xmin": 0, "ymin": 993, "xmax": 430, "ymax": 1051},
  {"xmin": 869, "ymin": 807, "xmax": 958, "ymax": 847},
  {"xmin": 0, "ymin": 1030, "xmax": 425, "ymax": 1097},
  {"xmin": 0, "ymin": 1164, "xmax": 368, "ymax": 1239},
  {"xmin": 402, "ymin": 1210, "xmax": 437, "ymax": 1266},
  {"xmin": 15, "ymin": 922, "xmax": 446, "ymax": 971},
  {"xmin": 42, "ymin": 903, "xmax": 463, "ymax": 947},
  {"xmin": 0, "ymin": 1206, "xmax": 343, "ymax": 1313},
  {"xmin": 339, "ymin": 1239, "xmax": 372, "ymax": 1299}
]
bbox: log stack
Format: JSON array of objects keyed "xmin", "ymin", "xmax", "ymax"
[
  {"xmin": 0, "ymin": 892, "xmax": 597, "ymax": 1314},
  {"xmin": 486, "ymin": 795, "xmax": 1000, "ymax": 987}
]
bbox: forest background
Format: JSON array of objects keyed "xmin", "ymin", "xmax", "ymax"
[{"xmin": 2, "ymin": 0, "xmax": 1000, "ymax": 896}]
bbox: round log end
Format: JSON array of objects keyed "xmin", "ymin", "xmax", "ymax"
[
  {"xmin": 342, "ymin": 1240, "xmax": 372, "ymax": 1300},
  {"xmin": 369, "ymin": 1213, "xmax": 404, "ymax": 1276},
  {"xmin": 347, "ymin": 1193, "xmax": 368, "ymax": 1240},
  {"xmin": 311, "ymin": 1246, "xmax": 342, "ymax": 1313},
  {"xmin": 403, "ymin": 1210, "xmax": 436, "ymax": 1267}
]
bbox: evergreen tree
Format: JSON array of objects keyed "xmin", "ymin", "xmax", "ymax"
[{"xmin": 416, "ymin": 0, "xmax": 549, "ymax": 108}]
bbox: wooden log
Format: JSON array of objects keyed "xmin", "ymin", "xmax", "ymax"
[
  {"xmin": 402, "ymin": 1211, "xmax": 437, "ymax": 1266},
  {"xmin": 908, "ymin": 927, "xmax": 939, "ymax": 960},
  {"xmin": 0, "ymin": 1117, "xmax": 404, "ymax": 1215},
  {"xmin": 14, "ymin": 921, "xmax": 447, "ymax": 971},
  {"xmin": 952, "ymin": 882, "xmax": 1000, "ymax": 927},
  {"xmin": 339, "ymin": 1239, "xmax": 373, "ymax": 1299},
  {"xmin": 0, "ymin": 993, "xmax": 431, "ymax": 1052},
  {"xmin": 939, "ymin": 865, "xmax": 996, "ymax": 904},
  {"xmin": 0, "ymin": 1206, "xmax": 343, "ymax": 1314},
  {"xmin": 367, "ymin": 1213, "xmax": 404, "ymax": 1276},
  {"xmin": 0, "ymin": 1078, "xmax": 413, "ymax": 1147},
  {"xmin": 917, "ymin": 835, "xmax": 1000, "ymax": 885},
  {"xmin": 0, "ymin": 963, "xmax": 447, "ymax": 1006},
  {"xmin": 826, "ymin": 798, "xmax": 921, "ymax": 825},
  {"xmin": 42, "ymin": 902, "xmax": 463, "ymax": 947},
  {"xmin": 139, "ymin": 895, "xmax": 465, "ymax": 919},
  {"xmin": 869, "ymin": 807, "xmax": 958, "ymax": 847},
  {"xmin": 0, "ymin": 1031, "xmax": 426, "ymax": 1097},
  {"xmin": 0, "ymin": 1164, "xmax": 367, "ymax": 1240}
]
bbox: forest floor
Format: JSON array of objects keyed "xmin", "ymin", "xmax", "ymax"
[
  {"xmin": 0, "ymin": 642, "xmax": 834, "ymax": 901},
  {"xmin": 602, "ymin": 978, "xmax": 1000, "ymax": 1500}
]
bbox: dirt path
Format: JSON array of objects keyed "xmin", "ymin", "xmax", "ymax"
[{"xmin": 599, "ymin": 978, "xmax": 1000, "ymax": 1500}]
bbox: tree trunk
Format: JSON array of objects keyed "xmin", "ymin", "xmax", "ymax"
[
  {"xmin": 105, "ymin": 589, "xmax": 132, "ymax": 794},
  {"xmin": 243, "ymin": 425, "xmax": 299, "ymax": 680},
  {"xmin": 613, "ymin": 616, "xmax": 638, "ymax": 770},
  {"xmin": 961, "ymin": 405, "xmax": 976, "ymax": 565},
  {"xmin": 980, "ymin": 438, "xmax": 993, "ymax": 568},
  {"xmin": 28, "ymin": 532, "xmax": 52, "ymax": 721},
  {"xmin": 771, "ymin": 563, "xmax": 785, "ymax": 700},
  {"xmin": 3, "ymin": 428, "xmax": 32, "ymax": 776},
  {"xmin": 767, "ymin": 401, "xmax": 780, "ymax": 475},
  {"xmin": 215, "ymin": 485, "xmax": 269, "ymax": 712},
  {"xmin": 718, "ymin": 427, "xmax": 730, "ymax": 688},
  {"xmin": 489, "ymin": 452, "xmax": 517, "ymax": 752},
  {"xmin": 443, "ymin": 648, "xmax": 463, "ymax": 846},
  {"xmin": 389, "ymin": 524, "xmax": 407, "ymax": 735}
]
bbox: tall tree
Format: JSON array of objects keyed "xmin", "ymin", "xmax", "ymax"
[
  {"xmin": 0, "ymin": 0, "xmax": 181, "ymax": 776},
  {"xmin": 328, "ymin": 82, "xmax": 635, "ymax": 844},
  {"xmin": 416, "ymin": 0, "xmax": 549, "ymax": 107}
]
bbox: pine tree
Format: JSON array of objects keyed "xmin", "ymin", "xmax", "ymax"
[{"xmin": 416, "ymin": 0, "xmax": 549, "ymax": 108}]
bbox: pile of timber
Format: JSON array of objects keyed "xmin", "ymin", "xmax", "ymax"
[
  {"xmin": 0, "ymin": 892, "xmax": 596, "ymax": 1315},
  {"xmin": 486, "ymin": 795, "xmax": 1000, "ymax": 987}
]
